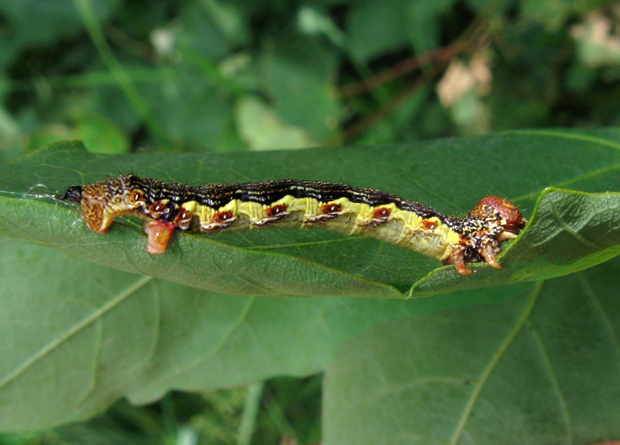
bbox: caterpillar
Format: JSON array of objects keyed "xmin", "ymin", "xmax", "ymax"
[{"xmin": 56, "ymin": 175, "xmax": 527, "ymax": 275}]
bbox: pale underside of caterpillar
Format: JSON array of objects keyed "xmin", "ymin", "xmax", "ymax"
[{"xmin": 57, "ymin": 175, "xmax": 527, "ymax": 275}]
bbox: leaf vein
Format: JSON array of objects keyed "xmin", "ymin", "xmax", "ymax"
[
  {"xmin": 448, "ymin": 282, "xmax": 542, "ymax": 445},
  {"xmin": 0, "ymin": 275, "xmax": 153, "ymax": 391},
  {"xmin": 529, "ymin": 320, "xmax": 574, "ymax": 442}
]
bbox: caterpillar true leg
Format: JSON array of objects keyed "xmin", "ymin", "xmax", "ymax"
[{"xmin": 57, "ymin": 175, "xmax": 527, "ymax": 275}]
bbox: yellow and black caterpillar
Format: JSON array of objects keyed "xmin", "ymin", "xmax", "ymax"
[{"xmin": 57, "ymin": 175, "xmax": 526, "ymax": 275}]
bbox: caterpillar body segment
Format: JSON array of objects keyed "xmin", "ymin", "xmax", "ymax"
[{"xmin": 57, "ymin": 175, "xmax": 527, "ymax": 275}]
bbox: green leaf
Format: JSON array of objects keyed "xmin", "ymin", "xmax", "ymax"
[
  {"xmin": 261, "ymin": 37, "xmax": 340, "ymax": 141},
  {"xmin": 522, "ymin": 0, "xmax": 596, "ymax": 31},
  {"xmin": 0, "ymin": 238, "xmax": 531, "ymax": 432},
  {"xmin": 406, "ymin": 0, "xmax": 456, "ymax": 54},
  {"xmin": 2, "ymin": 129, "xmax": 620, "ymax": 298},
  {"xmin": 0, "ymin": 0, "xmax": 121, "ymax": 50},
  {"xmin": 77, "ymin": 113, "xmax": 130, "ymax": 154},
  {"xmin": 144, "ymin": 70, "xmax": 233, "ymax": 152},
  {"xmin": 323, "ymin": 255, "xmax": 620, "ymax": 444},
  {"xmin": 235, "ymin": 96, "xmax": 316, "ymax": 150},
  {"xmin": 3, "ymin": 129, "xmax": 620, "ymax": 434},
  {"xmin": 347, "ymin": 0, "xmax": 410, "ymax": 62}
]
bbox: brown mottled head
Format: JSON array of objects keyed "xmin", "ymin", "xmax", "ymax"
[{"xmin": 59, "ymin": 175, "xmax": 148, "ymax": 233}]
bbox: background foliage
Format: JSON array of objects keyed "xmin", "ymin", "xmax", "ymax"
[{"xmin": 1, "ymin": 0, "xmax": 620, "ymax": 444}]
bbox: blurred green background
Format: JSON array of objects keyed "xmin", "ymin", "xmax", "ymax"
[
  {"xmin": 1, "ymin": 0, "xmax": 619, "ymax": 443},
  {"xmin": 3, "ymin": 0, "xmax": 620, "ymax": 162}
]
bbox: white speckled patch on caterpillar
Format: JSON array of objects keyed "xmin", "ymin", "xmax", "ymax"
[{"xmin": 56, "ymin": 175, "xmax": 527, "ymax": 275}]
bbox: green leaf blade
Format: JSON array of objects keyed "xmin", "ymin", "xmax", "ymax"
[
  {"xmin": 0, "ymin": 239, "xmax": 527, "ymax": 431},
  {"xmin": 323, "ymin": 258, "xmax": 620, "ymax": 444},
  {"xmin": 3, "ymin": 130, "xmax": 620, "ymax": 297}
]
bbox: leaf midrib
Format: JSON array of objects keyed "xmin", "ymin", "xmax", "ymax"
[{"xmin": 448, "ymin": 283, "xmax": 542, "ymax": 445}]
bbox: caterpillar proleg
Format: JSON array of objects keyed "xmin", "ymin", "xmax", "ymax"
[{"xmin": 57, "ymin": 175, "xmax": 527, "ymax": 275}]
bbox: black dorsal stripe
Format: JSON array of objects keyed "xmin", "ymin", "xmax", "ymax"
[{"xmin": 125, "ymin": 176, "xmax": 447, "ymax": 223}]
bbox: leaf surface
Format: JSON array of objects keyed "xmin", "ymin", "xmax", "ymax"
[
  {"xmin": 0, "ymin": 239, "xmax": 530, "ymax": 431},
  {"xmin": 2, "ymin": 129, "xmax": 620, "ymax": 434},
  {"xmin": 323, "ymin": 256, "xmax": 620, "ymax": 444},
  {"xmin": 2, "ymin": 130, "xmax": 620, "ymax": 297}
]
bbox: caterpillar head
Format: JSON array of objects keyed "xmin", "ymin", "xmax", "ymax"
[{"xmin": 58, "ymin": 175, "xmax": 147, "ymax": 233}]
